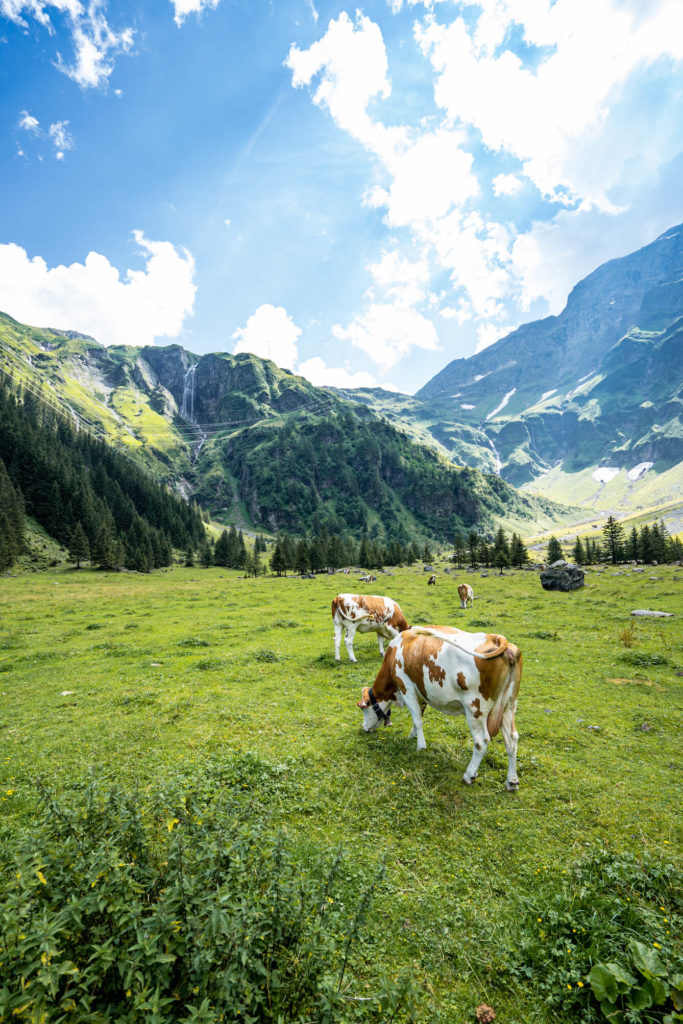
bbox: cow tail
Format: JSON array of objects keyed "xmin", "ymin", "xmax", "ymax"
[
  {"xmin": 331, "ymin": 597, "xmax": 339, "ymax": 620},
  {"xmin": 487, "ymin": 648, "xmax": 522, "ymax": 738},
  {"xmin": 410, "ymin": 626, "xmax": 508, "ymax": 660}
]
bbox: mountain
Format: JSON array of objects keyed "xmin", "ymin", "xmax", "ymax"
[
  {"xmin": 0, "ymin": 312, "xmax": 572, "ymax": 543},
  {"xmin": 336, "ymin": 225, "xmax": 683, "ymax": 514}
]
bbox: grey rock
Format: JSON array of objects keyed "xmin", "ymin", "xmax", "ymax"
[
  {"xmin": 540, "ymin": 562, "xmax": 585, "ymax": 591},
  {"xmin": 630, "ymin": 609, "xmax": 673, "ymax": 617}
]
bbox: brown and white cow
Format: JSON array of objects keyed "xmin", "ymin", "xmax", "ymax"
[
  {"xmin": 428, "ymin": 574, "xmax": 436, "ymax": 585},
  {"xmin": 457, "ymin": 582, "xmax": 474, "ymax": 608},
  {"xmin": 357, "ymin": 625, "xmax": 522, "ymax": 790},
  {"xmin": 332, "ymin": 594, "xmax": 408, "ymax": 663}
]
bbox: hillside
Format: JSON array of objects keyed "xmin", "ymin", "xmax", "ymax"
[
  {"xmin": 0, "ymin": 311, "xmax": 572, "ymax": 544},
  {"xmin": 335, "ymin": 225, "xmax": 683, "ymax": 514}
]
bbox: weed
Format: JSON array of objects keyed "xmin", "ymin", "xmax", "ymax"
[
  {"xmin": 621, "ymin": 652, "xmax": 669, "ymax": 668},
  {"xmin": 195, "ymin": 658, "xmax": 222, "ymax": 671},
  {"xmin": 254, "ymin": 648, "xmax": 282, "ymax": 662},
  {"xmin": 177, "ymin": 637, "xmax": 212, "ymax": 648},
  {"xmin": 0, "ymin": 765, "xmax": 417, "ymax": 1022},
  {"xmin": 528, "ymin": 630, "xmax": 561, "ymax": 640},
  {"xmin": 619, "ymin": 623, "xmax": 637, "ymax": 648}
]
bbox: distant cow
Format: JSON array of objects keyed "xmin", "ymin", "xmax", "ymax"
[
  {"xmin": 428, "ymin": 574, "xmax": 436, "ymax": 586},
  {"xmin": 332, "ymin": 594, "xmax": 408, "ymax": 663},
  {"xmin": 357, "ymin": 625, "xmax": 523, "ymax": 790},
  {"xmin": 458, "ymin": 583, "xmax": 474, "ymax": 608}
]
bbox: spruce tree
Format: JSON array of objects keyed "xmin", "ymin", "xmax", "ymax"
[
  {"xmin": 68, "ymin": 522, "xmax": 90, "ymax": 569},
  {"xmin": 546, "ymin": 536, "xmax": 563, "ymax": 563},
  {"xmin": 572, "ymin": 536, "xmax": 586, "ymax": 565},
  {"xmin": 602, "ymin": 515, "xmax": 625, "ymax": 564}
]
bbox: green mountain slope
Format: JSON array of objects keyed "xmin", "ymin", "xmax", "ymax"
[{"xmin": 0, "ymin": 311, "xmax": 572, "ymax": 542}]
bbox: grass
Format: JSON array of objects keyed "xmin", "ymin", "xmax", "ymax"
[{"xmin": 1, "ymin": 563, "xmax": 681, "ymax": 1022}]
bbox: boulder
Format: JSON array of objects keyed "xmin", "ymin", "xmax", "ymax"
[
  {"xmin": 540, "ymin": 561, "xmax": 585, "ymax": 591},
  {"xmin": 630, "ymin": 609, "xmax": 673, "ymax": 618}
]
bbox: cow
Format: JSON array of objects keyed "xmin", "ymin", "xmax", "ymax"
[
  {"xmin": 332, "ymin": 594, "xmax": 409, "ymax": 663},
  {"xmin": 457, "ymin": 582, "xmax": 474, "ymax": 608},
  {"xmin": 428, "ymin": 574, "xmax": 436, "ymax": 586},
  {"xmin": 357, "ymin": 625, "xmax": 522, "ymax": 790}
]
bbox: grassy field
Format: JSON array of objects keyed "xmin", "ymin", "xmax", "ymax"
[{"xmin": 1, "ymin": 563, "xmax": 681, "ymax": 1022}]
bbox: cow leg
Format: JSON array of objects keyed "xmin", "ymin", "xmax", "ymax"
[
  {"xmin": 334, "ymin": 620, "xmax": 343, "ymax": 661},
  {"xmin": 401, "ymin": 691, "xmax": 427, "ymax": 750},
  {"xmin": 463, "ymin": 715, "xmax": 490, "ymax": 785},
  {"xmin": 344, "ymin": 623, "xmax": 358, "ymax": 663},
  {"xmin": 500, "ymin": 701, "xmax": 520, "ymax": 791}
]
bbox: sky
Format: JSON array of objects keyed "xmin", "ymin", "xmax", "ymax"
[{"xmin": 1, "ymin": 0, "xmax": 683, "ymax": 395}]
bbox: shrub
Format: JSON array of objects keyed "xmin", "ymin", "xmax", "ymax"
[
  {"xmin": 0, "ymin": 759, "xmax": 415, "ymax": 1022},
  {"xmin": 492, "ymin": 849, "xmax": 682, "ymax": 1023}
]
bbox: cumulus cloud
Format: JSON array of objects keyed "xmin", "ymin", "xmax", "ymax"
[
  {"xmin": 492, "ymin": 173, "xmax": 523, "ymax": 197},
  {"xmin": 0, "ymin": 232, "xmax": 196, "ymax": 347},
  {"xmin": 332, "ymin": 302, "xmax": 440, "ymax": 369},
  {"xmin": 297, "ymin": 356, "xmax": 379, "ymax": 389},
  {"xmin": 232, "ymin": 303, "xmax": 384, "ymax": 387},
  {"xmin": 416, "ymin": 0, "xmax": 683, "ymax": 210},
  {"xmin": 18, "ymin": 110, "xmax": 40, "ymax": 132},
  {"xmin": 170, "ymin": 0, "xmax": 219, "ymax": 28},
  {"xmin": 1, "ymin": 0, "xmax": 134, "ymax": 87},
  {"xmin": 49, "ymin": 119, "xmax": 74, "ymax": 159}
]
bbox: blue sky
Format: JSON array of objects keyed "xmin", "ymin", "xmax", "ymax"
[{"xmin": 2, "ymin": 0, "xmax": 683, "ymax": 394}]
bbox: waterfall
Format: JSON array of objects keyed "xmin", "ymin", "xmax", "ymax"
[{"xmin": 180, "ymin": 364, "xmax": 197, "ymax": 422}]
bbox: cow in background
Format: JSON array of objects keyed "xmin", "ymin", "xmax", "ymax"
[
  {"xmin": 458, "ymin": 583, "xmax": 474, "ymax": 608},
  {"xmin": 332, "ymin": 594, "xmax": 408, "ymax": 663},
  {"xmin": 428, "ymin": 574, "xmax": 436, "ymax": 586}
]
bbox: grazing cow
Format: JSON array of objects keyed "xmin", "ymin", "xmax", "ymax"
[
  {"xmin": 357, "ymin": 625, "xmax": 522, "ymax": 790},
  {"xmin": 458, "ymin": 582, "xmax": 474, "ymax": 608},
  {"xmin": 332, "ymin": 594, "xmax": 408, "ymax": 663},
  {"xmin": 428, "ymin": 574, "xmax": 436, "ymax": 586}
]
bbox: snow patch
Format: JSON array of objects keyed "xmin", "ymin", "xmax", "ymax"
[
  {"xmin": 627, "ymin": 462, "xmax": 653, "ymax": 481},
  {"xmin": 567, "ymin": 374, "xmax": 598, "ymax": 400},
  {"xmin": 473, "ymin": 372, "xmax": 490, "ymax": 382},
  {"xmin": 460, "ymin": 403, "xmax": 475, "ymax": 409},
  {"xmin": 592, "ymin": 467, "xmax": 620, "ymax": 484},
  {"xmin": 451, "ymin": 392, "xmax": 462, "ymax": 398},
  {"xmin": 540, "ymin": 388, "xmax": 557, "ymax": 401},
  {"xmin": 485, "ymin": 388, "xmax": 516, "ymax": 421}
]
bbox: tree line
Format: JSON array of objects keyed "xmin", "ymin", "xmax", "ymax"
[
  {"xmin": 545, "ymin": 516, "xmax": 682, "ymax": 566},
  {"xmin": 0, "ymin": 376, "xmax": 206, "ymax": 572}
]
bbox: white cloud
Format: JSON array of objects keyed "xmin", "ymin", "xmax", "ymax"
[
  {"xmin": 1, "ymin": 0, "xmax": 134, "ymax": 87},
  {"xmin": 286, "ymin": 10, "xmax": 404, "ymax": 163},
  {"xmin": 232, "ymin": 304, "xmax": 301, "ymax": 368},
  {"xmin": 306, "ymin": 0, "xmax": 318, "ymax": 23},
  {"xmin": 416, "ymin": 0, "xmax": 683, "ymax": 210},
  {"xmin": 333, "ymin": 301, "xmax": 440, "ymax": 368},
  {"xmin": 49, "ymin": 119, "xmax": 74, "ymax": 159},
  {"xmin": 492, "ymin": 172, "xmax": 523, "ymax": 197},
  {"xmin": 171, "ymin": 0, "xmax": 219, "ymax": 28},
  {"xmin": 0, "ymin": 232, "xmax": 196, "ymax": 347},
  {"xmin": 18, "ymin": 109, "xmax": 40, "ymax": 132},
  {"xmin": 297, "ymin": 356, "xmax": 379, "ymax": 389}
]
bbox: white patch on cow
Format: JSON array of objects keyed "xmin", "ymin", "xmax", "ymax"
[
  {"xmin": 592, "ymin": 467, "xmax": 620, "ymax": 483},
  {"xmin": 485, "ymin": 388, "xmax": 516, "ymax": 421},
  {"xmin": 627, "ymin": 462, "xmax": 653, "ymax": 481}
]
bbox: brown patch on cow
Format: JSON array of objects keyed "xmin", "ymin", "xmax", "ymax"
[
  {"xmin": 370, "ymin": 645, "xmax": 399, "ymax": 702},
  {"xmin": 389, "ymin": 604, "xmax": 409, "ymax": 632},
  {"xmin": 471, "ymin": 697, "xmax": 482, "ymax": 718},
  {"xmin": 474, "ymin": 634, "xmax": 509, "ymax": 700},
  {"xmin": 475, "ymin": 741, "xmax": 482, "ymax": 750},
  {"xmin": 357, "ymin": 686, "xmax": 371, "ymax": 708},
  {"xmin": 426, "ymin": 656, "xmax": 445, "ymax": 686},
  {"xmin": 457, "ymin": 671, "xmax": 467, "ymax": 690}
]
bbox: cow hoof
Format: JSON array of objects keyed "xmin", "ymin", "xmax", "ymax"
[
  {"xmin": 505, "ymin": 779, "xmax": 519, "ymax": 791},
  {"xmin": 462, "ymin": 773, "xmax": 476, "ymax": 785}
]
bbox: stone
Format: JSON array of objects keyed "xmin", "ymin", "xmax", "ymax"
[
  {"xmin": 630, "ymin": 609, "xmax": 673, "ymax": 618},
  {"xmin": 540, "ymin": 562, "xmax": 585, "ymax": 591}
]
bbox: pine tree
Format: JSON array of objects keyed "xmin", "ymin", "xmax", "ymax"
[
  {"xmin": 68, "ymin": 522, "xmax": 90, "ymax": 569},
  {"xmin": 199, "ymin": 538, "xmax": 213, "ymax": 568},
  {"xmin": 546, "ymin": 536, "xmax": 563, "ymax": 563},
  {"xmin": 572, "ymin": 536, "xmax": 586, "ymax": 565},
  {"xmin": 296, "ymin": 538, "xmax": 310, "ymax": 575},
  {"xmin": 467, "ymin": 530, "xmax": 479, "ymax": 567},
  {"xmin": 510, "ymin": 533, "xmax": 529, "ymax": 568},
  {"xmin": 602, "ymin": 515, "xmax": 625, "ymax": 564},
  {"xmin": 185, "ymin": 547, "xmax": 195, "ymax": 567}
]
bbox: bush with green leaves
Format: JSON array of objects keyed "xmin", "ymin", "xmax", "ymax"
[
  {"xmin": 0, "ymin": 757, "xmax": 416, "ymax": 1023},
  {"xmin": 492, "ymin": 849, "xmax": 682, "ymax": 1023}
]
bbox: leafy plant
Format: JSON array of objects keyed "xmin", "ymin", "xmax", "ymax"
[
  {"xmin": 588, "ymin": 939, "xmax": 683, "ymax": 1023},
  {"xmin": 0, "ymin": 761, "xmax": 416, "ymax": 1023}
]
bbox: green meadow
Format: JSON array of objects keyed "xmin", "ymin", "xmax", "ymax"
[{"xmin": 1, "ymin": 564, "xmax": 681, "ymax": 1022}]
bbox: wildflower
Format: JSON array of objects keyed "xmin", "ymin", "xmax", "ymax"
[
  {"xmin": 36, "ymin": 870, "xmax": 47, "ymax": 885},
  {"xmin": 567, "ymin": 984, "xmax": 572, "ymax": 990},
  {"xmin": 578, "ymin": 982, "xmax": 584, "ymax": 989},
  {"xmin": 653, "ymin": 942, "xmax": 662, "ymax": 949}
]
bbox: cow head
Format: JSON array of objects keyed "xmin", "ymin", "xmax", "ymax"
[{"xmin": 357, "ymin": 686, "xmax": 393, "ymax": 731}]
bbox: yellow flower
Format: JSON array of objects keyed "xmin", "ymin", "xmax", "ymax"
[
  {"xmin": 166, "ymin": 818, "xmax": 180, "ymax": 832},
  {"xmin": 567, "ymin": 983, "xmax": 572, "ymax": 990},
  {"xmin": 653, "ymin": 942, "xmax": 662, "ymax": 949},
  {"xmin": 578, "ymin": 982, "xmax": 584, "ymax": 988},
  {"xmin": 36, "ymin": 870, "xmax": 47, "ymax": 886}
]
